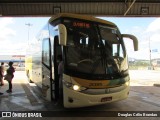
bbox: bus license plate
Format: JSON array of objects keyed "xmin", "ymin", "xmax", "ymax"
[{"xmin": 101, "ymin": 97, "xmax": 112, "ymax": 102}]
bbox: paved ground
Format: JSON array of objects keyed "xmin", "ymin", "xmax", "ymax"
[{"xmin": 0, "ymin": 70, "xmax": 160, "ymax": 120}]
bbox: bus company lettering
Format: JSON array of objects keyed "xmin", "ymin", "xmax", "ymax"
[
  {"xmin": 89, "ymin": 83, "xmax": 103, "ymax": 87},
  {"xmin": 73, "ymin": 22, "xmax": 90, "ymax": 28}
]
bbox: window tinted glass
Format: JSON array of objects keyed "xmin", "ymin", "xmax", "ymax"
[{"xmin": 42, "ymin": 39, "xmax": 50, "ymax": 67}]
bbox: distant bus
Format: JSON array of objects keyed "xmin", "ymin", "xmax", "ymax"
[{"xmin": 27, "ymin": 13, "xmax": 138, "ymax": 108}]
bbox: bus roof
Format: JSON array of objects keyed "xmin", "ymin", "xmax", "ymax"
[{"xmin": 49, "ymin": 13, "xmax": 117, "ymax": 27}]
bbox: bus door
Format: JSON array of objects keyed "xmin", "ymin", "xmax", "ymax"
[
  {"xmin": 42, "ymin": 38, "xmax": 52, "ymax": 101},
  {"xmin": 54, "ymin": 36, "xmax": 62, "ymax": 102}
]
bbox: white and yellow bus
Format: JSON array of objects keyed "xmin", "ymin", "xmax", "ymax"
[{"xmin": 28, "ymin": 13, "xmax": 138, "ymax": 108}]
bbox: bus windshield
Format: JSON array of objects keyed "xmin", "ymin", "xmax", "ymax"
[{"xmin": 63, "ymin": 18, "xmax": 127, "ymax": 80}]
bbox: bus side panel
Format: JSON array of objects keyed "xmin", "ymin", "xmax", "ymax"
[
  {"xmin": 32, "ymin": 49, "xmax": 42, "ymax": 88},
  {"xmin": 31, "ymin": 35, "xmax": 43, "ymax": 88}
]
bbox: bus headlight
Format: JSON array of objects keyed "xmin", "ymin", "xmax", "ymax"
[
  {"xmin": 73, "ymin": 85, "xmax": 80, "ymax": 91},
  {"xmin": 64, "ymin": 81, "xmax": 86, "ymax": 91}
]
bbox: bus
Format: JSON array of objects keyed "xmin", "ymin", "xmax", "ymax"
[{"xmin": 28, "ymin": 13, "xmax": 138, "ymax": 108}]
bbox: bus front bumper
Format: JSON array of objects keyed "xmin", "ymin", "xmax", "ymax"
[{"xmin": 63, "ymin": 84, "xmax": 129, "ymax": 108}]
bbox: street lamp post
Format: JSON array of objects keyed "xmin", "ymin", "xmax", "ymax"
[
  {"xmin": 149, "ymin": 37, "xmax": 152, "ymax": 69},
  {"xmin": 25, "ymin": 23, "xmax": 32, "ymax": 45}
]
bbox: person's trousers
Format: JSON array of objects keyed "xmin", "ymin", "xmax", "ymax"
[
  {"xmin": 0, "ymin": 76, "xmax": 4, "ymax": 84},
  {"xmin": 8, "ymin": 80, "xmax": 12, "ymax": 90}
]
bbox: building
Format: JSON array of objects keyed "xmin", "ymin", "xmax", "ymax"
[{"xmin": 0, "ymin": 55, "xmax": 25, "ymax": 66}]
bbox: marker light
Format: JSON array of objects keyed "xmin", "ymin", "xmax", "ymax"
[
  {"xmin": 125, "ymin": 81, "xmax": 130, "ymax": 86},
  {"xmin": 73, "ymin": 85, "xmax": 80, "ymax": 91}
]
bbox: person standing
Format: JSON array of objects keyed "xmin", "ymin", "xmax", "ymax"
[
  {"xmin": 0, "ymin": 62, "xmax": 5, "ymax": 86},
  {"xmin": 5, "ymin": 61, "xmax": 15, "ymax": 93}
]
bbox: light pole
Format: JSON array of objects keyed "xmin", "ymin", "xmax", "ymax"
[
  {"xmin": 25, "ymin": 23, "xmax": 32, "ymax": 45},
  {"xmin": 149, "ymin": 37, "xmax": 152, "ymax": 69}
]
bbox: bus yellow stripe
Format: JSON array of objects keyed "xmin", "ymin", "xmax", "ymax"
[{"xmin": 72, "ymin": 77, "xmax": 120, "ymax": 89}]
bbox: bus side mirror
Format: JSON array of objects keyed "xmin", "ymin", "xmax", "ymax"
[
  {"xmin": 58, "ymin": 24, "xmax": 67, "ymax": 46},
  {"xmin": 122, "ymin": 34, "xmax": 138, "ymax": 51}
]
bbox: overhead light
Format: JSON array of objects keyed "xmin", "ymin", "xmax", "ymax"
[
  {"xmin": 53, "ymin": 7, "xmax": 61, "ymax": 14},
  {"xmin": 141, "ymin": 7, "xmax": 149, "ymax": 15}
]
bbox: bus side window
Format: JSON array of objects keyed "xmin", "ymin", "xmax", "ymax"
[
  {"xmin": 42, "ymin": 38, "xmax": 50, "ymax": 68},
  {"xmin": 112, "ymin": 44, "xmax": 118, "ymax": 57},
  {"xmin": 80, "ymin": 37, "xmax": 89, "ymax": 47},
  {"xmin": 119, "ymin": 44, "xmax": 124, "ymax": 58}
]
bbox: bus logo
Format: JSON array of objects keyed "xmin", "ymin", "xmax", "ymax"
[
  {"xmin": 105, "ymin": 89, "xmax": 110, "ymax": 93},
  {"xmin": 89, "ymin": 83, "xmax": 103, "ymax": 87}
]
